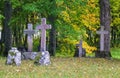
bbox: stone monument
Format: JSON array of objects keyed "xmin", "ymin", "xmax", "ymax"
[
  {"xmin": 35, "ymin": 18, "xmax": 51, "ymax": 65},
  {"xmin": 96, "ymin": 26, "xmax": 109, "ymax": 57},
  {"xmin": 22, "ymin": 23, "xmax": 37, "ymax": 60},
  {"xmin": 74, "ymin": 40, "xmax": 86, "ymax": 57},
  {"xmin": 96, "ymin": 26, "xmax": 108, "ymax": 51}
]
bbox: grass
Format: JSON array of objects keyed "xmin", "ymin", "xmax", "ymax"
[
  {"xmin": 111, "ymin": 48, "xmax": 120, "ymax": 59},
  {"xmin": 0, "ymin": 48, "xmax": 120, "ymax": 78},
  {"xmin": 0, "ymin": 57, "xmax": 120, "ymax": 78}
]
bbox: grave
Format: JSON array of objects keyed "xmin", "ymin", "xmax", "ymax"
[
  {"xmin": 96, "ymin": 26, "xmax": 109, "ymax": 57},
  {"xmin": 35, "ymin": 18, "xmax": 51, "ymax": 65},
  {"xmin": 74, "ymin": 40, "xmax": 86, "ymax": 57},
  {"xmin": 6, "ymin": 47, "xmax": 21, "ymax": 66},
  {"xmin": 22, "ymin": 23, "xmax": 37, "ymax": 60},
  {"xmin": 96, "ymin": 26, "xmax": 108, "ymax": 51},
  {"xmin": 24, "ymin": 23, "xmax": 36, "ymax": 52}
]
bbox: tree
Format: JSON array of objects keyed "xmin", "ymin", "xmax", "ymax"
[
  {"xmin": 2, "ymin": 1, "xmax": 12, "ymax": 56},
  {"xmin": 99, "ymin": 0, "xmax": 111, "ymax": 58}
]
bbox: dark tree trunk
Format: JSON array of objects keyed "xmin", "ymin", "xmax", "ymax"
[
  {"xmin": 99, "ymin": 0, "xmax": 111, "ymax": 58},
  {"xmin": 48, "ymin": 16, "xmax": 56, "ymax": 56},
  {"xmin": 2, "ymin": 1, "xmax": 12, "ymax": 56}
]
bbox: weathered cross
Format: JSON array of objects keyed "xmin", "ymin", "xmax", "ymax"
[
  {"xmin": 96, "ymin": 26, "xmax": 108, "ymax": 51},
  {"xmin": 76, "ymin": 40, "xmax": 83, "ymax": 57},
  {"xmin": 36, "ymin": 18, "xmax": 51, "ymax": 52},
  {"xmin": 24, "ymin": 23, "xmax": 36, "ymax": 52}
]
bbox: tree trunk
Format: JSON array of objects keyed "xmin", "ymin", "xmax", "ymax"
[
  {"xmin": 2, "ymin": 1, "xmax": 12, "ymax": 56},
  {"xmin": 99, "ymin": 0, "xmax": 111, "ymax": 58},
  {"xmin": 48, "ymin": 16, "xmax": 56, "ymax": 56}
]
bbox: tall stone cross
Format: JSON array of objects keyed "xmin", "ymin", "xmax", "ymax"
[
  {"xmin": 36, "ymin": 18, "xmax": 51, "ymax": 52},
  {"xmin": 24, "ymin": 23, "xmax": 36, "ymax": 52},
  {"xmin": 96, "ymin": 26, "xmax": 108, "ymax": 51}
]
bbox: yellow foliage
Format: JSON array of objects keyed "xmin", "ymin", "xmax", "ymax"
[
  {"xmin": 81, "ymin": 0, "xmax": 99, "ymax": 32},
  {"xmin": 81, "ymin": 12, "xmax": 98, "ymax": 31},
  {"xmin": 63, "ymin": 38, "xmax": 78, "ymax": 45},
  {"xmin": 56, "ymin": 0, "xmax": 64, "ymax": 7},
  {"xmin": 60, "ymin": 11, "xmax": 71, "ymax": 23},
  {"xmin": 63, "ymin": 38, "xmax": 97, "ymax": 54},
  {"xmin": 85, "ymin": 33, "xmax": 88, "ymax": 38},
  {"xmin": 113, "ymin": 18, "xmax": 120, "ymax": 24},
  {"xmin": 76, "ymin": 41, "xmax": 97, "ymax": 54},
  {"xmin": 72, "ymin": 24, "xmax": 80, "ymax": 31}
]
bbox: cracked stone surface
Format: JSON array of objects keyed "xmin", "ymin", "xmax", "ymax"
[
  {"xmin": 6, "ymin": 47, "xmax": 21, "ymax": 66},
  {"xmin": 39, "ymin": 51, "xmax": 51, "ymax": 65}
]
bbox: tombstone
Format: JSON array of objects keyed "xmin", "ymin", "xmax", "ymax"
[
  {"xmin": 96, "ymin": 26, "xmax": 109, "ymax": 57},
  {"xmin": 23, "ymin": 23, "xmax": 38, "ymax": 60},
  {"xmin": 96, "ymin": 26, "xmax": 108, "ymax": 51},
  {"xmin": 35, "ymin": 18, "xmax": 51, "ymax": 65},
  {"xmin": 24, "ymin": 23, "xmax": 36, "ymax": 52},
  {"xmin": 6, "ymin": 47, "xmax": 21, "ymax": 66},
  {"xmin": 36, "ymin": 18, "xmax": 51, "ymax": 52},
  {"xmin": 74, "ymin": 40, "xmax": 86, "ymax": 57}
]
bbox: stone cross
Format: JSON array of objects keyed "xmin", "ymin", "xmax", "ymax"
[
  {"xmin": 24, "ymin": 23, "xmax": 35, "ymax": 52},
  {"xmin": 36, "ymin": 18, "xmax": 51, "ymax": 52},
  {"xmin": 96, "ymin": 26, "xmax": 108, "ymax": 51},
  {"xmin": 78, "ymin": 40, "xmax": 83, "ymax": 57}
]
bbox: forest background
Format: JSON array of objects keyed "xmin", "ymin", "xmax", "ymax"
[{"xmin": 0, "ymin": 0, "xmax": 120, "ymax": 57}]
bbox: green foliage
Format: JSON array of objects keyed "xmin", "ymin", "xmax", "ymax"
[
  {"xmin": 110, "ymin": 0, "xmax": 120, "ymax": 47},
  {"xmin": 10, "ymin": 0, "xmax": 22, "ymax": 9},
  {"xmin": 22, "ymin": 3, "xmax": 39, "ymax": 12},
  {"xmin": 0, "ymin": 0, "xmax": 120, "ymax": 56},
  {"xmin": 34, "ymin": 52, "xmax": 41, "ymax": 63},
  {"xmin": 0, "ymin": 14, "xmax": 4, "ymax": 19},
  {"xmin": 33, "ymin": 38, "xmax": 40, "ymax": 52}
]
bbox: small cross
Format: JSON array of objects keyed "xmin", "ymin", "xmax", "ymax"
[
  {"xmin": 24, "ymin": 23, "xmax": 36, "ymax": 52},
  {"xmin": 96, "ymin": 26, "xmax": 108, "ymax": 51},
  {"xmin": 36, "ymin": 18, "xmax": 51, "ymax": 52},
  {"xmin": 77, "ymin": 40, "xmax": 83, "ymax": 57}
]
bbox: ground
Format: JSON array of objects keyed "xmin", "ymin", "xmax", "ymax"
[
  {"xmin": 0, "ymin": 48, "xmax": 120, "ymax": 78},
  {"xmin": 0, "ymin": 56, "xmax": 120, "ymax": 78}
]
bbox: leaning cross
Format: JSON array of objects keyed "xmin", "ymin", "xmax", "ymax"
[
  {"xmin": 24, "ymin": 23, "xmax": 36, "ymax": 52},
  {"xmin": 36, "ymin": 18, "xmax": 51, "ymax": 52},
  {"xmin": 96, "ymin": 26, "xmax": 108, "ymax": 51}
]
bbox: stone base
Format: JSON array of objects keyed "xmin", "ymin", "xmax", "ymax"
[
  {"xmin": 34, "ymin": 51, "xmax": 51, "ymax": 65},
  {"xmin": 39, "ymin": 51, "xmax": 51, "ymax": 65},
  {"xmin": 21, "ymin": 52, "xmax": 38, "ymax": 60},
  {"xmin": 6, "ymin": 47, "xmax": 21, "ymax": 66},
  {"xmin": 74, "ymin": 48, "xmax": 86, "ymax": 57},
  {"xmin": 95, "ymin": 50, "xmax": 112, "ymax": 58}
]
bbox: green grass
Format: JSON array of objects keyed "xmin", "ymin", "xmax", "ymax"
[
  {"xmin": 0, "ymin": 57, "xmax": 120, "ymax": 78},
  {"xmin": 0, "ymin": 48, "xmax": 120, "ymax": 78},
  {"xmin": 111, "ymin": 48, "xmax": 120, "ymax": 59}
]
